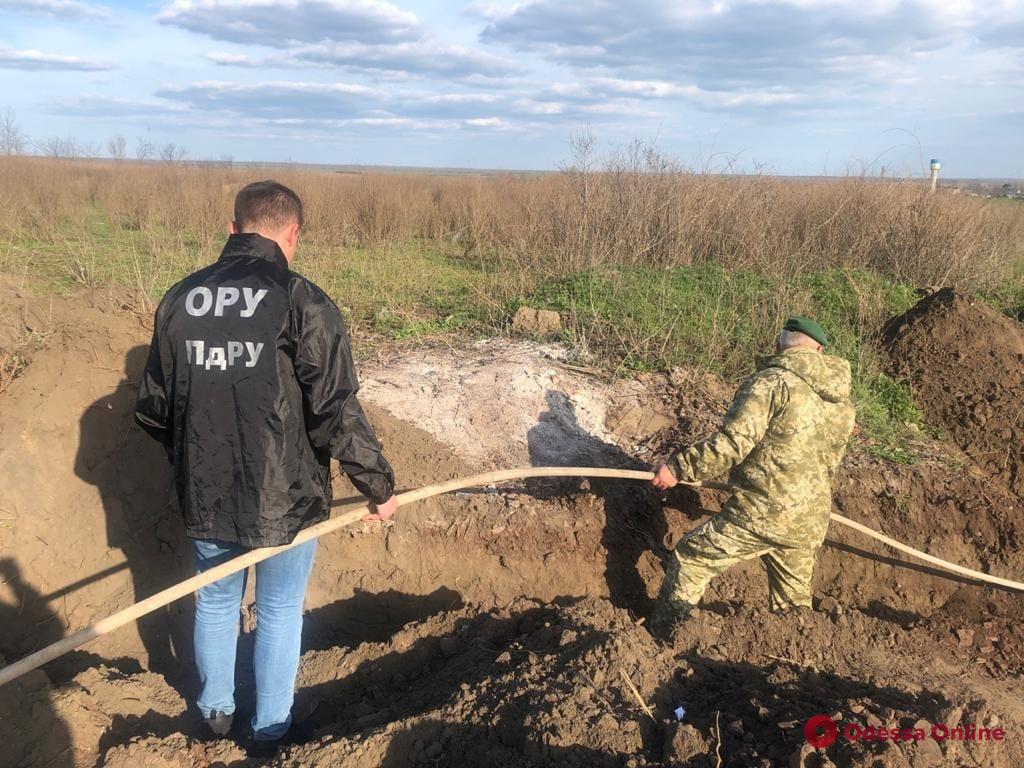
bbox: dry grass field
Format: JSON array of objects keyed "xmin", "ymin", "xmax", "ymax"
[{"xmin": 1, "ymin": 152, "xmax": 1022, "ymax": 456}]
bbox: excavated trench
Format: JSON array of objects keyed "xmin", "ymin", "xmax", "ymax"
[{"xmin": 2, "ymin": 281, "xmax": 1024, "ymax": 767}]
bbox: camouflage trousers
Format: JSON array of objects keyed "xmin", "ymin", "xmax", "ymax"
[{"xmin": 656, "ymin": 514, "xmax": 818, "ymax": 618}]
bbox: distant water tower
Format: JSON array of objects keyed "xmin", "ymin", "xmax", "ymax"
[{"xmin": 929, "ymin": 158, "xmax": 941, "ymax": 193}]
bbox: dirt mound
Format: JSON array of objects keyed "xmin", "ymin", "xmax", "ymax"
[
  {"xmin": 95, "ymin": 597, "xmax": 1024, "ymax": 767},
  {"xmin": 882, "ymin": 288, "xmax": 1024, "ymax": 497}
]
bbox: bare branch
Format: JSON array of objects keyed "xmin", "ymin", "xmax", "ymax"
[
  {"xmin": 107, "ymin": 133, "xmax": 127, "ymax": 161},
  {"xmin": 0, "ymin": 107, "xmax": 26, "ymax": 156}
]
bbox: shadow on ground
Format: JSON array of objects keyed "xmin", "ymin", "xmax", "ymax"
[
  {"xmin": 0, "ymin": 558, "xmax": 75, "ymax": 768},
  {"xmin": 75, "ymin": 345, "xmax": 193, "ymax": 689},
  {"xmin": 526, "ymin": 390, "xmax": 690, "ymax": 617}
]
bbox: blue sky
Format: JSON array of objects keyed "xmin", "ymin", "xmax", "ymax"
[{"xmin": 0, "ymin": 0, "xmax": 1021, "ymax": 175}]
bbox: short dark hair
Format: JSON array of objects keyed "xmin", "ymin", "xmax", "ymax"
[{"xmin": 234, "ymin": 180, "xmax": 303, "ymax": 232}]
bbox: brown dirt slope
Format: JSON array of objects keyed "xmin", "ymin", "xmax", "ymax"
[{"xmin": 882, "ymin": 288, "xmax": 1024, "ymax": 497}]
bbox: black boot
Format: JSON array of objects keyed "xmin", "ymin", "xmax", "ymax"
[
  {"xmin": 647, "ymin": 599, "xmax": 695, "ymax": 641},
  {"xmin": 202, "ymin": 710, "xmax": 233, "ymax": 738},
  {"xmin": 244, "ymin": 718, "xmax": 317, "ymax": 758}
]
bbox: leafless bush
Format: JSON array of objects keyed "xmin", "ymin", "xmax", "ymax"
[
  {"xmin": 107, "ymin": 134, "xmax": 127, "ymax": 161},
  {"xmin": 136, "ymin": 137, "xmax": 155, "ymax": 161},
  {"xmin": 1, "ymin": 108, "xmax": 26, "ymax": 156},
  {"xmin": 159, "ymin": 142, "xmax": 187, "ymax": 165},
  {"xmin": 38, "ymin": 135, "xmax": 90, "ymax": 159}
]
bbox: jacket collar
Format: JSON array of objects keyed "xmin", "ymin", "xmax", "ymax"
[
  {"xmin": 755, "ymin": 347, "xmax": 852, "ymax": 403},
  {"xmin": 218, "ymin": 233, "xmax": 288, "ymax": 270}
]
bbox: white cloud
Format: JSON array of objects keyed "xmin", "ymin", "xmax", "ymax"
[
  {"xmin": 479, "ymin": 0, "xmax": 980, "ymax": 91},
  {"xmin": 155, "ymin": 79, "xmax": 379, "ymax": 120},
  {"xmin": 463, "ymin": 1, "xmax": 522, "ymax": 22},
  {"xmin": 158, "ymin": 0, "xmax": 421, "ymax": 46},
  {"xmin": 978, "ymin": 2, "xmax": 1024, "ymax": 48},
  {"xmin": 205, "ymin": 40, "xmax": 520, "ymax": 78},
  {"xmin": 0, "ymin": 48, "xmax": 114, "ymax": 70},
  {"xmin": 288, "ymin": 40, "xmax": 520, "ymax": 77},
  {"xmin": 464, "ymin": 116, "xmax": 506, "ymax": 126},
  {"xmin": 599, "ymin": 78, "xmax": 806, "ymax": 109},
  {"xmin": 168, "ymin": 0, "xmax": 517, "ymax": 79},
  {"xmin": 159, "ymin": 79, "xmax": 376, "ymax": 101},
  {"xmin": 151, "ymin": 77, "xmax": 672, "ymax": 127},
  {"xmin": 52, "ymin": 95, "xmax": 190, "ymax": 117},
  {"xmin": 587, "ymin": 78, "xmax": 688, "ymax": 99},
  {"xmin": 535, "ymin": 76, "xmax": 811, "ymax": 115},
  {"xmin": 0, "ymin": 0, "xmax": 109, "ymax": 19},
  {"xmin": 205, "ymin": 51, "xmax": 256, "ymax": 65}
]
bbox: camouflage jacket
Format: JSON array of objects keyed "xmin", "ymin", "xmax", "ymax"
[{"xmin": 672, "ymin": 348, "xmax": 856, "ymax": 547}]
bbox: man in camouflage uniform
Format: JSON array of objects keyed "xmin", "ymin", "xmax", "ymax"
[{"xmin": 650, "ymin": 317, "xmax": 856, "ymax": 626}]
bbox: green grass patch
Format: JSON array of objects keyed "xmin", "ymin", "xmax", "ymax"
[
  {"xmin": 526, "ymin": 264, "xmax": 931, "ymax": 455},
  {"xmin": 4, "ymin": 215, "xmax": 503, "ymax": 340},
  {"xmin": 300, "ymin": 242, "xmax": 500, "ymax": 340},
  {"xmin": 979, "ymin": 259, "xmax": 1024, "ymax": 319}
]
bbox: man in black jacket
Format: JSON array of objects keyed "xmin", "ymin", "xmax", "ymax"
[{"xmin": 135, "ymin": 180, "xmax": 396, "ymax": 747}]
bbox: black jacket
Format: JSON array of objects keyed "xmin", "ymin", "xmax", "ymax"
[{"xmin": 135, "ymin": 233, "xmax": 395, "ymax": 547}]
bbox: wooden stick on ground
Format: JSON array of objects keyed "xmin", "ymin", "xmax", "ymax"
[
  {"xmin": 619, "ymin": 667, "xmax": 656, "ymax": 721},
  {"xmin": 714, "ymin": 710, "xmax": 723, "ymax": 767}
]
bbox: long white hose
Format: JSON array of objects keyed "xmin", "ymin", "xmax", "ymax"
[{"xmin": 0, "ymin": 466, "xmax": 1020, "ymax": 688}]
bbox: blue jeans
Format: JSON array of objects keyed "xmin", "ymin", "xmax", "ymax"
[{"xmin": 192, "ymin": 538, "xmax": 316, "ymax": 740}]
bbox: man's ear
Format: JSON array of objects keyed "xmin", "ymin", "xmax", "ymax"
[
  {"xmin": 229, "ymin": 220, "xmax": 239, "ymax": 234},
  {"xmin": 287, "ymin": 222, "xmax": 300, "ymax": 246}
]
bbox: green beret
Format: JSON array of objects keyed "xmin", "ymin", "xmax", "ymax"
[{"xmin": 783, "ymin": 316, "xmax": 828, "ymax": 347}]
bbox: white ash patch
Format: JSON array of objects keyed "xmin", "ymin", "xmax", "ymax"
[{"xmin": 359, "ymin": 340, "xmax": 669, "ymax": 469}]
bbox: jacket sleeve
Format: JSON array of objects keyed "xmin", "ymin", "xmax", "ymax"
[
  {"xmin": 135, "ymin": 320, "xmax": 174, "ymax": 460},
  {"xmin": 292, "ymin": 283, "xmax": 395, "ymax": 504},
  {"xmin": 672, "ymin": 372, "xmax": 786, "ymax": 483}
]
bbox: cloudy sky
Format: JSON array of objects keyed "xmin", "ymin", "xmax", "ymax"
[{"xmin": 0, "ymin": 0, "xmax": 1021, "ymax": 175}]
